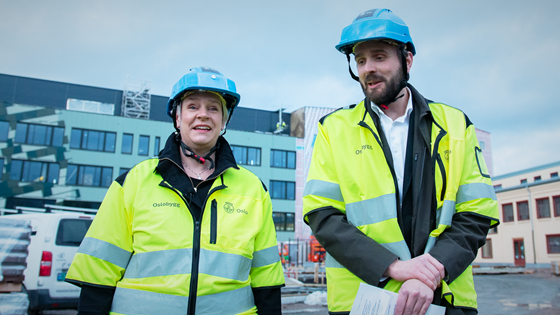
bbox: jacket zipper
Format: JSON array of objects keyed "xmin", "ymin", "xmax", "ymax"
[
  {"xmin": 210, "ymin": 199, "xmax": 217, "ymax": 244},
  {"xmin": 436, "ymin": 154, "xmax": 447, "ymax": 201}
]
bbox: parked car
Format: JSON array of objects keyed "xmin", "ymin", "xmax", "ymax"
[{"xmin": 0, "ymin": 208, "xmax": 94, "ymax": 314}]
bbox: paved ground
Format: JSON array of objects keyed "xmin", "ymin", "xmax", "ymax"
[{"xmin": 40, "ymin": 268, "xmax": 560, "ymax": 314}]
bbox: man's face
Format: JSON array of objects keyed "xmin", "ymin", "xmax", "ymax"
[{"xmin": 354, "ymin": 40, "xmax": 408, "ymax": 105}]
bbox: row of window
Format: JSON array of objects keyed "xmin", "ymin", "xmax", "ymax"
[
  {"xmin": 1, "ymin": 122, "xmax": 296, "ymax": 168},
  {"xmin": 481, "ymin": 234, "xmax": 560, "ymax": 259},
  {"xmin": 2, "ymin": 159, "xmax": 296, "ymax": 199},
  {"xmin": 502, "ymin": 196, "xmax": 560, "ymax": 222},
  {"xmin": 493, "ymin": 172, "xmax": 559, "ymax": 190}
]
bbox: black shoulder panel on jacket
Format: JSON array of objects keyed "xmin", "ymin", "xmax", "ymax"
[
  {"xmin": 464, "ymin": 113, "xmax": 473, "ymax": 129},
  {"xmin": 319, "ymin": 104, "xmax": 356, "ymax": 125},
  {"xmin": 261, "ymin": 180, "xmax": 268, "ymax": 192},
  {"xmin": 115, "ymin": 170, "xmax": 129, "ymax": 186}
]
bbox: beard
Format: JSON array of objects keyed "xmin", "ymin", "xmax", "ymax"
[{"xmin": 360, "ymin": 66, "xmax": 406, "ymax": 106}]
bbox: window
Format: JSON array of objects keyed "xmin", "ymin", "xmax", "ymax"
[
  {"xmin": 271, "ymin": 149, "xmax": 296, "ymax": 169},
  {"xmin": 479, "ymin": 141, "xmax": 485, "ymax": 150},
  {"xmin": 154, "ymin": 136, "xmax": 161, "ymax": 156},
  {"xmin": 138, "ymin": 135, "xmax": 149, "ymax": 156},
  {"xmin": 520, "ymin": 179, "xmax": 527, "ymax": 184},
  {"xmin": 481, "ymin": 239, "xmax": 493, "ymax": 258},
  {"xmin": 70, "ymin": 128, "xmax": 115, "ymax": 152},
  {"xmin": 231, "ymin": 145, "xmax": 261, "ymax": 166},
  {"xmin": 270, "ymin": 180, "xmax": 295, "ymax": 200},
  {"xmin": 119, "ymin": 168, "xmax": 130, "ymax": 176},
  {"xmin": 0, "ymin": 121, "xmax": 9, "ymax": 141},
  {"xmin": 536, "ymin": 197, "xmax": 551, "ymax": 218},
  {"xmin": 493, "ymin": 184, "xmax": 502, "ymax": 190},
  {"xmin": 517, "ymin": 201, "xmax": 530, "ymax": 221},
  {"xmin": 534, "ymin": 176, "xmax": 542, "ymax": 182},
  {"xmin": 66, "ymin": 164, "xmax": 113, "ymax": 187},
  {"xmin": 546, "ymin": 235, "xmax": 560, "ymax": 254},
  {"xmin": 488, "ymin": 226, "xmax": 498, "ymax": 234},
  {"xmin": 502, "ymin": 203, "xmax": 514, "ymax": 222},
  {"xmin": 14, "ymin": 123, "xmax": 64, "ymax": 147},
  {"xmin": 121, "ymin": 134, "xmax": 133, "ymax": 154},
  {"xmin": 554, "ymin": 196, "xmax": 560, "ymax": 217},
  {"xmin": 272, "ymin": 212, "xmax": 295, "ymax": 231},
  {"xmin": 0, "ymin": 158, "xmax": 4, "ymax": 173},
  {"xmin": 56, "ymin": 219, "xmax": 93, "ymax": 246},
  {"xmin": 9, "ymin": 160, "xmax": 59, "ymax": 183},
  {"xmin": 551, "ymin": 172, "xmax": 559, "ymax": 178}
]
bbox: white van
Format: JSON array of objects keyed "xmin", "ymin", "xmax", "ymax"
[{"xmin": 0, "ymin": 207, "xmax": 94, "ymax": 314}]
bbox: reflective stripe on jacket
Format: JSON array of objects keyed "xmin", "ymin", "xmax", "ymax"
[
  {"xmin": 66, "ymin": 137, "xmax": 284, "ymax": 315},
  {"xmin": 303, "ymin": 97, "xmax": 499, "ymax": 313}
]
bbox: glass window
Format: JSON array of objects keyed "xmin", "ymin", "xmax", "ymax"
[
  {"xmin": 56, "ymin": 219, "xmax": 93, "ymax": 247},
  {"xmin": 66, "ymin": 165, "xmax": 78, "ymax": 185},
  {"xmin": 70, "ymin": 128, "xmax": 115, "ymax": 152},
  {"xmin": 273, "ymin": 213, "xmax": 286, "ymax": 231},
  {"xmin": 534, "ymin": 176, "xmax": 542, "ymax": 182},
  {"xmin": 231, "ymin": 145, "xmax": 261, "ymax": 166},
  {"xmin": 14, "ymin": 123, "xmax": 27, "ymax": 143},
  {"xmin": 122, "ymin": 133, "xmax": 133, "ymax": 154},
  {"xmin": 271, "ymin": 150, "xmax": 296, "ymax": 169},
  {"xmin": 0, "ymin": 158, "xmax": 4, "ymax": 173},
  {"xmin": 547, "ymin": 235, "xmax": 560, "ymax": 254},
  {"xmin": 101, "ymin": 167, "xmax": 113, "ymax": 187},
  {"xmin": 517, "ymin": 201, "xmax": 529, "ymax": 221},
  {"xmin": 488, "ymin": 226, "xmax": 498, "ymax": 234},
  {"xmin": 9, "ymin": 160, "xmax": 59, "ymax": 183},
  {"xmin": 481, "ymin": 239, "xmax": 493, "ymax": 258},
  {"xmin": 32, "ymin": 125, "xmax": 47, "ymax": 145},
  {"xmin": 520, "ymin": 179, "xmax": 527, "ymax": 184},
  {"xmin": 154, "ymin": 136, "xmax": 161, "ymax": 156},
  {"xmin": 285, "ymin": 213, "xmax": 295, "ymax": 231},
  {"xmin": 554, "ymin": 196, "xmax": 560, "ymax": 217},
  {"xmin": 502, "ymin": 203, "xmax": 514, "ymax": 222},
  {"xmin": 67, "ymin": 164, "xmax": 113, "ymax": 187},
  {"xmin": 104, "ymin": 132, "xmax": 116, "ymax": 152},
  {"xmin": 138, "ymin": 135, "xmax": 149, "ymax": 156},
  {"xmin": 270, "ymin": 180, "xmax": 295, "ymax": 200},
  {"xmin": 493, "ymin": 184, "xmax": 502, "ymax": 190},
  {"xmin": 70, "ymin": 129, "xmax": 82, "ymax": 149},
  {"xmin": 52, "ymin": 127, "xmax": 64, "ymax": 147},
  {"xmin": 10, "ymin": 160, "xmax": 22, "ymax": 181},
  {"xmin": 536, "ymin": 198, "xmax": 551, "ymax": 218},
  {"xmin": 552, "ymin": 172, "xmax": 559, "ymax": 178},
  {"xmin": 0, "ymin": 121, "xmax": 9, "ymax": 141}
]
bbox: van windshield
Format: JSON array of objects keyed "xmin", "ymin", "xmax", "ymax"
[{"xmin": 56, "ymin": 219, "xmax": 93, "ymax": 246}]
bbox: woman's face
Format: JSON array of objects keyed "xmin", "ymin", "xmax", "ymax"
[{"xmin": 175, "ymin": 91, "xmax": 224, "ymax": 154}]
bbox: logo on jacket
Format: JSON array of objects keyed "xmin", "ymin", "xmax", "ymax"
[
  {"xmin": 224, "ymin": 202, "xmax": 235, "ymax": 214},
  {"xmin": 444, "ymin": 150, "xmax": 451, "ymax": 162}
]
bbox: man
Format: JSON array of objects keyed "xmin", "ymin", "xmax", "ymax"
[{"xmin": 303, "ymin": 8, "xmax": 499, "ymax": 315}]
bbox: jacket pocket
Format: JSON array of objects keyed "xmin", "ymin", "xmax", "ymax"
[{"xmin": 210, "ymin": 199, "xmax": 217, "ymax": 244}]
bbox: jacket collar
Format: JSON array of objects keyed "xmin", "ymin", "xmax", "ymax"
[{"xmin": 157, "ymin": 133, "xmax": 239, "ymax": 181}]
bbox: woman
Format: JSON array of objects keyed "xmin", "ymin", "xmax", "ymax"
[{"xmin": 66, "ymin": 67, "xmax": 285, "ymax": 315}]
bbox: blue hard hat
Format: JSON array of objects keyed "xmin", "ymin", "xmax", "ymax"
[
  {"xmin": 336, "ymin": 8, "xmax": 415, "ymax": 56},
  {"xmin": 167, "ymin": 66, "xmax": 240, "ymax": 119}
]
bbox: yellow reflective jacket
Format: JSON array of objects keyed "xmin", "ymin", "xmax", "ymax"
[
  {"xmin": 303, "ymin": 86, "xmax": 499, "ymax": 313},
  {"xmin": 66, "ymin": 135, "xmax": 285, "ymax": 315}
]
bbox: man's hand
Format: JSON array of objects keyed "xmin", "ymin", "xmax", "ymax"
[
  {"xmin": 394, "ymin": 279, "xmax": 434, "ymax": 315},
  {"xmin": 384, "ymin": 253, "xmax": 444, "ymax": 290}
]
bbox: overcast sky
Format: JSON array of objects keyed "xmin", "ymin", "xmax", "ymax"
[{"xmin": 1, "ymin": 0, "xmax": 559, "ymax": 176}]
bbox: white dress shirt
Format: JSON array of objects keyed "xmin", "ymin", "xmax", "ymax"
[{"xmin": 370, "ymin": 88, "xmax": 413, "ymax": 206}]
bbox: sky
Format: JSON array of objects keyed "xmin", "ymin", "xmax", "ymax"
[{"xmin": 1, "ymin": 0, "xmax": 559, "ymax": 176}]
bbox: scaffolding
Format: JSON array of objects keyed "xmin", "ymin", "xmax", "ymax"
[{"xmin": 122, "ymin": 77, "xmax": 151, "ymax": 119}]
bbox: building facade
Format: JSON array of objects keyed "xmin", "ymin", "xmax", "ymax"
[
  {"xmin": 0, "ymin": 73, "xmax": 296, "ymax": 242},
  {"xmin": 474, "ymin": 161, "xmax": 560, "ymax": 268}
]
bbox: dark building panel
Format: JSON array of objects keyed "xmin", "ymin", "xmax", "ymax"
[{"xmin": 0, "ymin": 73, "xmax": 290, "ymax": 134}]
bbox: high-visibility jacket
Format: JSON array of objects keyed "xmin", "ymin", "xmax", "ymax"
[
  {"xmin": 303, "ymin": 89, "xmax": 499, "ymax": 313},
  {"xmin": 66, "ymin": 135, "xmax": 285, "ymax": 315}
]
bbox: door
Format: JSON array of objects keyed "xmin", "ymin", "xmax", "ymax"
[{"xmin": 513, "ymin": 239, "xmax": 525, "ymax": 267}]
